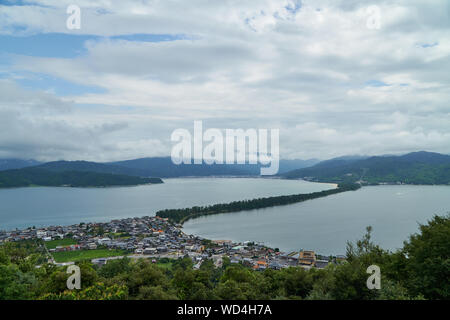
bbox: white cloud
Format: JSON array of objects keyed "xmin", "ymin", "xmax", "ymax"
[{"xmin": 1, "ymin": 0, "xmax": 450, "ymax": 160}]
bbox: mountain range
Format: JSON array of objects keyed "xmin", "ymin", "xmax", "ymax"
[
  {"xmin": 283, "ymin": 151, "xmax": 450, "ymax": 185},
  {"xmin": 0, "ymin": 157, "xmax": 317, "ymax": 188},
  {"xmin": 0, "ymin": 151, "xmax": 449, "ymax": 188},
  {"xmin": 0, "ymin": 157, "xmax": 319, "ymax": 177},
  {"xmin": 109, "ymin": 157, "xmax": 319, "ymax": 177}
]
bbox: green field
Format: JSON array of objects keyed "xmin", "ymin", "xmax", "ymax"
[
  {"xmin": 156, "ymin": 260, "xmax": 173, "ymax": 270},
  {"xmin": 44, "ymin": 238, "xmax": 77, "ymax": 249},
  {"xmin": 52, "ymin": 249, "xmax": 127, "ymax": 263}
]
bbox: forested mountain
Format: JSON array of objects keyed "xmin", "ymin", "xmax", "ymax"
[
  {"xmin": 109, "ymin": 157, "xmax": 260, "ymax": 177},
  {"xmin": 0, "ymin": 167, "xmax": 162, "ymax": 188},
  {"xmin": 0, "ymin": 159, "xmax": 41, "ymax": 171},
  {"xmin": 36, "ymin": 161, "xmax": 149, "ymax": 177},
  {"xmin": 5, "ymin": 152, "xmax": 448, "ymax": 185},
  {"xmin": 277, "ymin": 159, "xmax": 320, "ymax": 173},
  {"xmin": 284, "ymin": 151, "xmax": 450, "ymax": 185},
  {"xmin": 109, "ymin": 157, "xmax": 318, "ymax": 177}
]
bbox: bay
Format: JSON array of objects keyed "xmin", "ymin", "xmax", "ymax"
[
  {"xmin": 183, "ymin": 185, "xmax": 450, "ymax": 255},
  {"xmin": 0, "ymin": 178, "xmax": 333, "ymax": 231}
]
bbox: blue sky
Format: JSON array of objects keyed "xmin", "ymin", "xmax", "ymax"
[
  {"xmin": 0, "ymin": 33, "xmax": 185, "ymax": 58},
  {"xmin": 0, "ymin": 32, "xmax": 185, "ymax": 95}
]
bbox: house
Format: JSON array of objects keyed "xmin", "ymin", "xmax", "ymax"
[
  {"xmin": 97, "ymin": 238, "xmax": 111, "ymax": 246},
  {"xmin": 253, "ymin": 261, "xmax": 268, "ymax": 271},
  {"xmin": 156, "ymin": 246, "xmax": 168, "ymax": 253},
  {"xmin": 70, "ymin": 244, "xmax": 81, "ymax": 251},
  {"xmin": 269, "ymin": 261, "xmax": 282, "ymax": 270},
  {"xmin": 36, "ymin": 231, "xmax": 47, "ymax": 239},
  {"xmin": 315, "ymin": 260, "xmax": 329, "ymax": 269},
  {"xmin": 242, "ymin": 258, "xmax": 253, "ymax": 267},
  {"xmin": 144, "ymin": 247, "xmax": 157, "ymax": 255},
  {"xmin": 212, "ymin": 255, "xmax": 223, "ymax": 268},
  {"xmin": 115, "ymin": 242, "xmax": 127, "ymax": 250},
  {"xmin": 212, "ymin": 240, "xmax": 232, "ymax": 246},
  {"xmin": 298, "ymin": 250, "xmax": 316, "ymax": 266}
]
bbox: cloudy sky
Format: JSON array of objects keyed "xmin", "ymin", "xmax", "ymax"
[{"xmin": 0, "ymin": 0, "xmax": 449, "ymax": 161}]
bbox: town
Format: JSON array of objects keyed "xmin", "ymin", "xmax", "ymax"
[{"xmin": 0, "ymin": 216, "xmax": 345, "ymax": 270}]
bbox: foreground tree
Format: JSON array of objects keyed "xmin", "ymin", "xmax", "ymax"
[{"xmin": 401, "ymin": 214, "xmax": 450, "ymax": 299}]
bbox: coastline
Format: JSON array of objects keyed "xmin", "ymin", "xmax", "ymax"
[{"xmin": 0, "ymin": 180, "xmax": 164, "ymax": 191}]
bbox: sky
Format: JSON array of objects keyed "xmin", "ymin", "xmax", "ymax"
[{"xmin": 0, "ymin": 0, "xmax": 449, "ymax": 162}]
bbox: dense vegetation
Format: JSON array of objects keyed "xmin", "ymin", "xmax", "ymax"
[
  {"xmin": 284, "ymin": 151, "xmax": 450, "ymax": 185},
  {"xmin": 1, "ymin": 214, "xmax": 448, "ymax": 300},
  {"xmin": 110, "ymin": 157, "xmax": 319, "ymax": 176},
  {"xmin": 0, "ymin": 159, "xmax": 41, "ymax": 171},
  {"xmin": 156, "ymin": 183, "xmax": 360, "ymax": 224},
  {"xmin": 0, "ymin": 167, "xmax": 162, "ymax": 188},
  {"xmin": 35, "ymin": 160, "xmax": 148, "ymax": 177}
]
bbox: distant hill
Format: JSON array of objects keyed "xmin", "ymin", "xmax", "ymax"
[
  {"xmin": 0, "ymin": 167, "xmax": 162, "ymax": 188},
  {"xmin": 109, "ymin": 157, "xmax": 260, "ymax": 177},
  {"xmin": 36, "ymin": 161, "xmax": 149, "ymax": 177},
  {"xmin": 0, "ymin": 159, "xmax": 41, "ymax": 171},
  {"xmin": 277, "ymin": 159, "xmax": 320, "ymax": 174},
  {"xmin": 307, "ymin": 156, "xmax": 368, "ymax": 170},
  {"xmin": 109, "ymin": 157, "xmax": 319, "ymax": 177},
  {"xmin": 283, "ymin": 151, "xmax": 450, "ymax": 185}
]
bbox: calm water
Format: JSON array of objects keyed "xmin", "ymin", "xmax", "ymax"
[
  {"xmin": 0, "ymin": 178, "xmax": 333, "ymax": 231},
  {"xmin": 184, "ymin": 185, "xmax": 450, "ymax": 255}
]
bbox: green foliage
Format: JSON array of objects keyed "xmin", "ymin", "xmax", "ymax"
[
  {"xmin": 40, "ymin": 282, "xmax": 128, "ymax": 300},
  {"xmin": 137, "ymin": 285, "xmax": 178, "ymax": 300},
  {"xmin": 401, "ymin": 214, "xmax": 450, "ymax": 299},
  {"xmin": 284, "ymin": 152, "xmax": 450, "ymax": 185},
  {"xmin": 0, "ymin": 264, "xmax": 37, "ymax": 299},
  {"xmin": 98, "ymin": 257, "xmax": 131, "ymax": 278},
  {"xmin": 281, "ymin": 267, "xmax": 313, "ymax": 298},
  {"xmin": 0, "ymin": 167, "xmax": 161, "ymax": 188}
]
